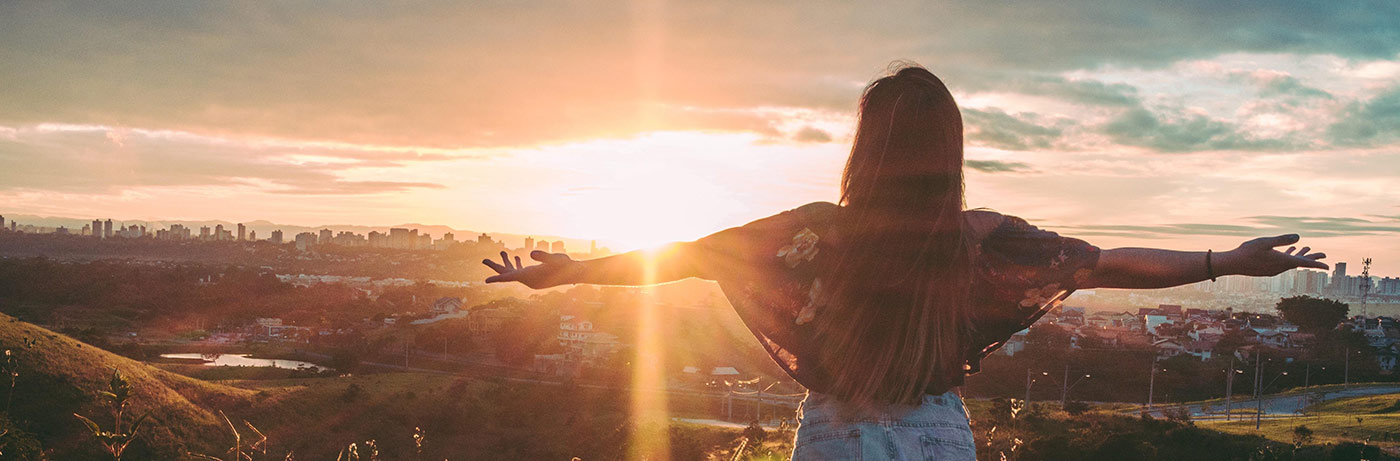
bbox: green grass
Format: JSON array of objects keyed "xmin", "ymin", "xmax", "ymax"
[
  {"xmin": 1199, "ymin": 392, "xmax": 1400, "ymax": 451},
  {"xmin": 2, "ymin": 313, "xmax": 774, "ymax": 459},
  {"xmin": 0, "ymin": 313, "xmax": 255, "ymax": 459}
]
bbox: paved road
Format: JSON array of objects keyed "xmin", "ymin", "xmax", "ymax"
[{"xmin": 1138, "ymin": 385, "xmax": 1400, "ymax": 420}]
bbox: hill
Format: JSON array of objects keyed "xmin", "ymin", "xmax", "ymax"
[
  {"xmin": 1202, "ymin": 392, "xmax": 1400, "ymax": 456},
  {"xmin": 0, "ymin": 313, "xmax": 254, "ymax": 459}
]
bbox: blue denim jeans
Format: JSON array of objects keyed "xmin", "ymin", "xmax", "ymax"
[{"xmin": 791, "ymin": 390, "xmax": 976, "ymax": 460}]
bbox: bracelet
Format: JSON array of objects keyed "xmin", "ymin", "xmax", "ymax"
[{"xmin": 1206, "ymin": 249, "xmax": 1217, "ymax": 282}]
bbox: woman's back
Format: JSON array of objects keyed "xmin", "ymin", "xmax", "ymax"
[{"xmin": 687, "ymin": 201, "xmax": 1101, "ymax": 396}]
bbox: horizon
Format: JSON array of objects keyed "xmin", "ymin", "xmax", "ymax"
[{"xmin": 1, "ymin": 2, "xmax": 1398, "ymax": 272}]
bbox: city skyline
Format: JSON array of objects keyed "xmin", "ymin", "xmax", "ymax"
[{"xmin": 1, "ymin": 3, "xmax": 1398, "ymax": 272}]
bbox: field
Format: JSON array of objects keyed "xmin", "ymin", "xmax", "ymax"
[
  {"xmin": 1201, "ymin": 393, "xmax": 1400, "ymax": 453},
  {"xmin": 0, "ymin": 313, "xmax": 783, "ymax": 459}
]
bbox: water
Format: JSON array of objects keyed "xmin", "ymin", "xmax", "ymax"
[{"xmin": 159, "ymin": 353, "xmax": 326, "ymax": 371}]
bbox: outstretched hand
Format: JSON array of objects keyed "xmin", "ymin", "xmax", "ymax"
[
  {"xmin": 482, "ymin": 250, "xmax": 579, "ymax": 289},
  {"xmin": 1222, "ymin": 234, "xmax": 1328, "ymax": 277}
]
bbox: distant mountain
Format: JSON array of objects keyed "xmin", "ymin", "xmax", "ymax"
[{"xmin": 0, "ymin": 213, "xmax": 606, "ymax": 254}]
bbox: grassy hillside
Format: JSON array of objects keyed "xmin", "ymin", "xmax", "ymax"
[
  {"xmin": 0, "ymin": 313, "xmax": 254, "ymax": 459},
  {"xmin": 1201, "ymin": 393, "xmax": 1400, "ymax": 454}
]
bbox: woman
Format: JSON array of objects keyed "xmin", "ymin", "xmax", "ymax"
[{"xmin": 481, "ymin": 64, "xmax": 1328, "ymax": 460}]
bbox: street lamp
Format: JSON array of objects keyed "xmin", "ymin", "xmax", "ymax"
[
  {"xmin": 1061, "ymin": 373, "xmax": 1092, "ymax": 407},
  {"xmin": 1025, "ymin": 369, "xmax": 1048, "ymax": 404}
]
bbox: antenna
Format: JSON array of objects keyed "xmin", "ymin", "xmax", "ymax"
[{"xmin": 1360, "ymin": 257, "xmax": 1372, "ymax": 317}]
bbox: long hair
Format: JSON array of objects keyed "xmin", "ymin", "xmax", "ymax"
[{"xmin": 811, "ymin": 63, "xmax": 976, "ymax": 405}]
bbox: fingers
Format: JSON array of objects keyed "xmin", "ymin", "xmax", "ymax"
[
  {"xmin": 1262, "ymin": 234, "xmax": 1301, "ymax": 248},
  {"xmin": 1302, "ymin": 259, "xmax": 1329, "ymax": 270},
  {"xmin": 1285, "ymin": 246, "xmax": 1296, "ymax": 255},
  {"xmin": 500, "ymin": 251, "xmax": 514, "ymax": 271},
  {"xmin": 1305, "ymin": 252, "xmax": 1326, "ymax": 260},
  {"xmin": 531, "ymin": 250, "xmax": 570, "ymax": 264},
  {"xmin": 514, "ymin": 255, "xmax": 523, "ymax": 269},
  {"xmin": 482, "ymin": 258, "xmax": 507, "ymax": 274}
]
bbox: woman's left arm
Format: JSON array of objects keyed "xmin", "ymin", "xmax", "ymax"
[{"xmin": 1082, "ymin": 234, "xmax": 1328, "ymax": 289}]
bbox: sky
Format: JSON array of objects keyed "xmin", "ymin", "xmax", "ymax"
[{"xmin": 1, "ymin": 1, "xmax": 1399, "ymax": 273}]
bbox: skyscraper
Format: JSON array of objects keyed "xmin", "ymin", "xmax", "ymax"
[
  {"xmin": 319, "ymin": 229, "xmax": 333, "ymax": 245},
  {"xmin": 551, "ymin": 241, "xmax": 565, "ymax": 253},
  {"xmin": 524, "ymin": 236, "xmax": 534, "ymax": 251},
  {"xmin": 237, "ymin": 223, "xmax": 246, "ymax": 241},
  {"xmin": 536, "ymin": 240, "xmax": 549, "ymax": 252},
  {"xmin": 249, "ymin": 230, "xmax": 257, "ymax": 241},
  {"xmin": 270, "ymin": 229, "xmax": 283, "ymax": 244},
  {"xmin": 92, "ymin": 219, "xmax": 103, "ymax": 238},
  {"xmin": 200, "ymin": 226, "xmax": 211, "ymax": 240},
  {"xmin": 0, "ymin": 215, "xmax": 5, "ymax": 230},
  {"xmin": 103, "ymin": 219, "xmax": 113, "ymax": 239}
]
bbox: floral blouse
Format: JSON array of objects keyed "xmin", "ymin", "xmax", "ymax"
[{"xmin": 688, "ymin": 201, "xmax": 1100, "ymax": 395}]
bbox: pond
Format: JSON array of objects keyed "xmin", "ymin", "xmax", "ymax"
[{"xmin": 158, "ymin": 353, "xmax": 327, "ymax": 371}]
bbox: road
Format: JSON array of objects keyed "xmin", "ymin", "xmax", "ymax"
[{"xmin": 1136, "ymin": 384, "xmax": 1400, "ymax": 420}]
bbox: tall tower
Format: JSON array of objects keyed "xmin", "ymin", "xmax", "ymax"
[
  {"xmin": 1360, "ymin": 258, "xmax": 1373, "ymax": 317},
  {"xmin": 103, "ymin": 219, "xmax": 113, "ymax": 239},
  {"xmin": 524, "ymin": 236, "xmax": 534, "ymax": 252},
  {"xmin": 237, "ymin": 223, "xmax": 246, "ymax": 241}
]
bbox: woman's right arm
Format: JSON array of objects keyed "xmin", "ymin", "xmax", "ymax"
[{"xmin": 1082, "ymin": 234, "xmax": 1328, "ymax": 290}]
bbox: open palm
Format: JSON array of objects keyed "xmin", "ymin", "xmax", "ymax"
[
  {"xmin": 1225, "ymin": 234, "xmax": 1328, "ymax": 277},
  {"xmin": 482, "ymin": 250, "xmax": 579, "ymax": 289}
]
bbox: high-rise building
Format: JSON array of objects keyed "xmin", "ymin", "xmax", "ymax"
[
  {"xmin": 237, "ymin": 223, "xmax": 246, "ymax": 241},
  {"xmin": 249, "ymin": 230, "xmax": 257, "ymax": 241},
  {"xmin": 477, "ymin": 233, "xmax": 494, "ymax": 246},
  {"xmin": 270, "ymin": 229, "xmax": 283, "ymax": 244},
  {"xmin": 215, "ymin": 225, "xmax": 225, "ymax": 241},
  {"xmin": 551, "ymin": 241, "xmax": 565, "ymax": 253},
  {"xmin": 524, "ymin": 236, "xmax": 534, "ymax": 252},
  {"xmin": 319, "ymin": 229, "xmax": 333, "ymax": 245},
  {"xmin": 103, "ymin": 219, "xmax": 113, "ymax": 239},
  {"xmin": 200, "ymin": 226, "xmax": 211, "ymax": 240},
  {"xmin": 294, "ymin": 232, "xmax": 317, "ymax": 251},
  {"xmin": 0, "ymin": 215, "xmax": 5, "ymax": 230},
  {"xmin": 536, "ymin": 240, "xmax": 549, "ymax": 252}
]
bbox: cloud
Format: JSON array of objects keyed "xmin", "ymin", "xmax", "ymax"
[
  {"xmin": 965, "ymin": 159, "xmax": 1032, "ymax": 173},
  {"xmin": 1327, "ymin": 85, "xmax": 1400, "ymax": 147},
  {"xmin": 1099, "ymin": 107, "xmax": 1299, "ymax": 153},
  {"xmin": 1, "ymin": 2, "xmax": 1397, "ymax": 148},
  {"xmin": 1005, "ymin": 75, "xmax": 1141, "ymax": 107},
  {"xmin": 1059, "ymin": 215, "xmax": 1400, "ymax": 239},
  {"xmin": 962, "ymin": 108, "xmax": 1069, "ymax": 151},
  {"xmin": 792, "ymin": 126, "xmax": 833, "ymax": 143},
  {"xmin": 273, "ymin": 181, "xmax": 448, "ymax": 195},
  {"xmin": 0, "ymin": 124, "xmax": 449, "ymax": 195}
]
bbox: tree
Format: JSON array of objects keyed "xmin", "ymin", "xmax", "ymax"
[{"xmin": 1275, "ymin": 295, "xmax": 1348, "ymax": 334}]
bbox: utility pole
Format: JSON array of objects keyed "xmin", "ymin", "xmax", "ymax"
[
  {"xmin": 1147, "ymin": 355, "xmax": 1158, "ymax": 409},
  {"xmin": 1225, "ymin": 352, "xmax": 1235, "ymax": 421},
  {"xmin": 1255, "ymin": 352, "xmax": 1264, "ymax": 430},
  {"xmin": 1025, "ymin": 367, "xmax": 1033, "ymax": 404},
  {"xmin": 1061, "ymin": 363, "xmax": 1070, "ymax": 407}
]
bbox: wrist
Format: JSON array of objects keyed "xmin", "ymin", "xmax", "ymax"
[{"xmin": 1213, "ymin": 249, "xmax": 1242, "ymax": 277}]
